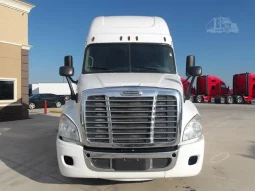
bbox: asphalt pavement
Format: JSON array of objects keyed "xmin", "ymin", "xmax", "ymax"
[{"xmin": 0, "ymin": 104, "xmax": 255, "ymax": 191}]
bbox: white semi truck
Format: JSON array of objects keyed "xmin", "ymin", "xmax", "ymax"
[{"xmin": 56, "ymin": 16, "xmax": 205, "ymax": 181}]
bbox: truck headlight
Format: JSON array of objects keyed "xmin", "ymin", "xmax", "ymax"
[
  {"xmin": 182, "ymin": 115, "xmax": 202, "ymax": 141},
  {"xmin": 58, "ymin": 115, "xmax": 80, "ymax": 142}
]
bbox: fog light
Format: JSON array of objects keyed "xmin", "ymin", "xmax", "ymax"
[
  {"xmin": 188, "ymin": 156, "xmax": 198, "ymax": 165},
  {"xmin": 64, "ymin": 156, "xmax": 74, "ymax": 166}
]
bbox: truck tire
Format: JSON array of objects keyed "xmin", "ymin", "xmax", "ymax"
[
  {"xmin": 190, "ymin": 95, "xmax": 194, "ymax": 102},
  {"xmin": 196, "ymin": 95, "xmax": 203, "ymax": 103},
  {"xmin": 235, "ymin": 95, "xmax": 243, "ymax": 104},
  {"xmin": 226, "ymin": 96, "xmax": 234, "ymax": 104}
]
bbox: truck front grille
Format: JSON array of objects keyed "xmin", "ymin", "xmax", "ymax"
[{"xmin": 84, "ymin": 92, "xmax": 179, "ymax": 148}]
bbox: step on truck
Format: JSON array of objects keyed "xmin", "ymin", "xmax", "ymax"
[
  {"xmin": 56, "ymin": 16, "xmax": 205, "ymax": 181},
  {"xmin": 195, "ymin": 75, "xmax": 233, "ymax": 104},
  {"xmin": 232, "ymin": 72, "xmax": 255, "ymax": 104}
]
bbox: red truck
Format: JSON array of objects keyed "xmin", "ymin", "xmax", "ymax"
[
  {"xmin": 194, "ymin": 75, "xmax": 233, "ymax": 104},
  {"xmin": 194, "ymin": 73, "xmax": 255, "ymax": 104},
  {"xmin": 232, "ymin": 72, "xmax": 255, "ymax": 104}
]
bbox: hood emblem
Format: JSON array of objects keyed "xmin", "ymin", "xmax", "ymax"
[{"xmin": 121, "ymin": 91, "xmax": 141, "ymax": 96}]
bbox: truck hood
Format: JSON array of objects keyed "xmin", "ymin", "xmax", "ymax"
[{"xmin": 77, "ymin": 73, "xmax": 184, "ymax": 94}]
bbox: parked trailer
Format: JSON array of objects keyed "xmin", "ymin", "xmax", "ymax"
[
  {"xmin": 232, "ymin": 72, "xmax": 255, "ymax": 104},
  {"xmin": 195, "ymin": 75, "xmax": 233, "ymax": 104},
  {"xmin": 30, "ymin": 83, "xmax": 77, "ymax": 97}
]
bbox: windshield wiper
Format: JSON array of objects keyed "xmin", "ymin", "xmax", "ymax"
[
  {"xmin": 132, "ymin": 67, "xmax": 160, "ymax": 72},
  {"xmin": 87, "ymin": 67, "xmax": 112, "ymax": 71}
]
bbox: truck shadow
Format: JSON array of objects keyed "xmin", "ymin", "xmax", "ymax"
[
  {"xmin": 0, "ymin": 114, "xmax": 146, "ymax": 186},
  {"xmin": 238, "ymin": 141, "xmax": 255, "ymax": 160}
]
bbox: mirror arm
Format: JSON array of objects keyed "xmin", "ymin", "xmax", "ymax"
[
  {"xmin": 184, "ymin": 76, "xmax": 196, "ymax": 102},
  {"xmin": 182, "ymin": 76, "xmax": 191, "ymax": 84},
  {"xmin": 66, "ymin": 77, "xmax": 77, "ymax": 102},
  {"xmin": 68, "ymin": 76, "xmax": 78, "ymax": 84}
]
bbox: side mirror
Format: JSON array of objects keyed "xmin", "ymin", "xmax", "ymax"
[
  {"xmin": 186, "ymin": 66, "xmax": 202, "ymax": 77},
  {"xmin": 59, "ymin": 55, "xmax": 77, "ymax": 102},
  {"xmin": 59, "ymin": 55, "xmax": 74, "ymax": 76},
  {"xmin": 59, "ymin": 66, "xmax": 74, "ymax": 76},
  {"xmin": 64, "ymin": 55, "xmax": 73, "ymax": 67},
  {"xmin": 186, "ymin": 55, "xmax": 195, "ymax": 69},
  {"xmin": 184, "ymin": 55, "xmax": 202, "ymax": 101},
  {"xmin": 186, "ymin": 55, "xmax": 202, "ymax": 77}
]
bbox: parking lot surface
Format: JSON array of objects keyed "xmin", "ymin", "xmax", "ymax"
[{"xmin": 0, "ymin": 104, "xmax": 255, "ymax": 191}]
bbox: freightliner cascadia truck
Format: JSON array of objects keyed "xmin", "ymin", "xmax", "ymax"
[{"xmin": 56, "ymin": 16, "xmax": 204, "ymax": 181}]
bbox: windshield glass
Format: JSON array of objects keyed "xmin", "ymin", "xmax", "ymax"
[{"xmin": 83, "ymin": 43, "xmax": 176, "ymax": 74}]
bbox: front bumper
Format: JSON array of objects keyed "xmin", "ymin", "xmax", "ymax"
[{"xmin": 56, "ymin": 136, "xmax": 205, "ymax": 180}]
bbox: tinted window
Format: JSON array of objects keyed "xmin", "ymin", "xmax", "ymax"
[
  {"xmin": 130, "ymin": 44, "xmax": 175, "ymax": 73},
  {"xmin": 84, "ymin": 43, "xmax": 129, "ymax": 73},
  {"xmin": 221, "ymin": 84, "xmax": 226, "ymax": 88},
  {"xmin": 0, "ymin": 80, "xmax": 14, "ymax": 100},
  {"xmin": 47, "ymin": 94, "xmax": 56, "ymax": 98},
  {"xmin": 30, "ymin": 94, "xmax": 40, "ymax": 99},
  {"xmin": 83, "ymin": 43, "xmax": 176, "ymax": 74},
  {"xmin": 40, "ymin": 94, "xmax": 48, "ymax": 99}
]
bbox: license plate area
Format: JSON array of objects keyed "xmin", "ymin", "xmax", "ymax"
[{"xmin": 112, "ymin": 158, "xmax": 150, "ymax": 171}]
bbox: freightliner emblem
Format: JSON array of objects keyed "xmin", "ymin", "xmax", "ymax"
[{"xmin": 121, "ymin": 91, "xmax": 142, "ymax": 96}]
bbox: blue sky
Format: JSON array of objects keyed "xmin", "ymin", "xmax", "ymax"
[{"xmin": 28, "ymin": 0, "xmax": 255, "ymax": 87}]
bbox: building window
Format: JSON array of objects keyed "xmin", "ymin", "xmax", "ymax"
[{"xmin": 0, "ymin": 78, "xmax": 17, "ymax": 102}]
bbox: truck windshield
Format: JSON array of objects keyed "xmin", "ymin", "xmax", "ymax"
[{"xmin": 83, "ymin": 43, "xmax": 176, "ymax": 74}]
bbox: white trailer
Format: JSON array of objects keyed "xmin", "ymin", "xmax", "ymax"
[{"xmin": 31, "ymin": 83, "xmax": 77, "ymax": 96}]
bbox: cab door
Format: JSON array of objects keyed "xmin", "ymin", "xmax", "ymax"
[
  {"xmin": 252, "ymin": 84, "xmax": 255, "ymax": 98},
  {"xmin": 220, "ymin": 83, "xmax": 228, "ymax": 95}
]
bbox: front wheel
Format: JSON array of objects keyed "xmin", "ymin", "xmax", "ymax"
[
  {"xmin": 235, "ymin": 95, "xmax": 243, "ymax": 104},
  {"xmin": 196, "ymin": 95, "xmax": 203, "ymax": 103},
  {"xmin": 56, "ymin": 101, "xmax": 62, "ymax": 108},
  {"xmin": 226, "ymin": 96, "xmax": 234, "ymax": 104},
  {"xmin": 29, "ymin": 103, "xmax": 36, "ymax": 109}
]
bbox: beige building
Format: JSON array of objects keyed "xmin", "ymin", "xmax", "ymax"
[{"xmin": 0, "ymin": 0, "xmax": 35, "ymax": 121}]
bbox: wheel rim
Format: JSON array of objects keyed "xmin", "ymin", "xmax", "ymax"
[
  {"xmin": 228, "ymin": 97, "xmax": 233, "ymax": 103},
  {"xmin": 237, "ymin": 97, "xmax": 242, "ymax": 103},
  {"xmin": 29, "ymin": 103, "xmax": 35, "ymax": 109},
  {"xmin": 56, "ymin": 102, "xmax": 61, "ymax": 107},
  {"xmin": 197, "ymin": 96, "xmax": 201, "ymax": 103}
]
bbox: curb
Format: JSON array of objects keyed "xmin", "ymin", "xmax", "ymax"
[{"xmin": 49, "ymin": 110, "xmax": 62, "ymax": 113}]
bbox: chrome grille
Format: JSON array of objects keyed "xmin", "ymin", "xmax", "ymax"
[{"xmin": 84, "ymin": 90, "xmax": 179, "ymax": 148}]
